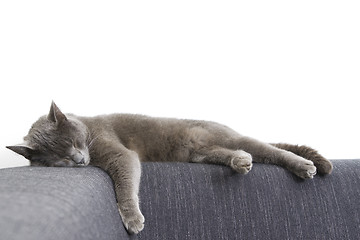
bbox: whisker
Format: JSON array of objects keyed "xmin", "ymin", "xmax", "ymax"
[{"xmin": 87, "ymin": 134, "xmax": 102, "ymax": 150}]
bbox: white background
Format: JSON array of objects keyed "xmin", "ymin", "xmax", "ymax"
[{"xmin": 0, "ymin": 1, "xmax": 359, "ymax": 169}]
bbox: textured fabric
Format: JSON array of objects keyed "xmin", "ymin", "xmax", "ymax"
[
  {"xmin": 138, "ymin": 160, "xmax": 360, "ymax": 240},
  {"xmin": 0, "ymin": 166, "xmax": 129, "ymax": 240},
  {"xmin": 0, "ymin": 160, "xmax": 359, "ymax": 240}
]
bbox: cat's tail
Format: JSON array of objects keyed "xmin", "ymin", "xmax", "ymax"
[{"xmin": 271, "ymin": 143, "xmax": 333, "ymax": 175}]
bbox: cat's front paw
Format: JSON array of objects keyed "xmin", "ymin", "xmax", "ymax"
[
  {"xmin": 292, "ymin": 160, "xmax": 317, "ymax": 179},
  {"xmin": 118, "ymin": 204, "xmax": 145, "ymax": 234},
  {"xmin": 231, "ymin": 150, "xmax": 253, "ymax": 174},
  {"xmin": 122, "ymin": 211, "xmax": 145, "ymax": 235}
]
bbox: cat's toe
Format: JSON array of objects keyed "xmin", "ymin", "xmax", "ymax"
[{"xmin": 231, "ymin": 150, "xmax": 253, "ymax": 174}]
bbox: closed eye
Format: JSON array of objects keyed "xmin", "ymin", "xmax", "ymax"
[{"xmin": 73, "ymin": 139, "xmax": 84, "ymax": 149}]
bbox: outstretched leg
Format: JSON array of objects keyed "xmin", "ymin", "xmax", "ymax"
[
  {"xmin": 191, "ymin": 146, "xmax": 253, "ymax": 174},
  {"xmin": 90, "ymin": 138, "xmax": 144, "ymax": 234},
  {"xmin": 271, "ymin": 143, "xmax": 333, "ymax": 175}
]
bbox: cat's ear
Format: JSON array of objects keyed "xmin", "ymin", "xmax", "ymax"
[
  {"xmin": 48, "ymin": 101, "xmax": 67, "ymax": 124},
  {"xmin": 6, "ymin": 144, "xmax": 38, "ymax": 160}
]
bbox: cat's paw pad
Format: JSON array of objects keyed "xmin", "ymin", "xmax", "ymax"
[
  {"xmin": 231, "ymin": 150, "xmax": 253, "ymax": 174},
  {"xmin": 294, "ymin": 160, "xmax": 317, "ymax": 179},
  {"xmin": 120, "ymin": 209, "xmax": 145, "ymax": 234}
]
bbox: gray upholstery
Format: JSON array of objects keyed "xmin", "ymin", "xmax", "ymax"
[
  {"xmin": 0, "ymin": 167, "xmax": 126, "ymax": 240},
  {"xmin": 1, "ymin": 160, "xmax": 359, "ymax": 240},
  {"xmin": 139, "ymin": 160, "xmax": 360, "ymax": 240}
]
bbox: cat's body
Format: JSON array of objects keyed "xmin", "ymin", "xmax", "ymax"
[{"xmin": 7, "ymin": 102, "xmax": 333, "ymax": 234}]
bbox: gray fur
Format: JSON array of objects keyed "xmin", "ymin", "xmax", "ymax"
[{"xmin": 7, "ymin": 102, "xmax": 333, "ymax": 234}]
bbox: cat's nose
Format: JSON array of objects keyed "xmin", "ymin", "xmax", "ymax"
[
  {"xmin": 78, "ymin": 158, "xmax": 85, "ymax": 165},
  {"xmin": 73, "ymin": 156, "xmax": 85, "ymax": 165}
]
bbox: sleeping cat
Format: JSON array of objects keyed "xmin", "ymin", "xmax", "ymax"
[{"xmin": 7, "ymin": 102, "xmax": 333, "ymax": 234}]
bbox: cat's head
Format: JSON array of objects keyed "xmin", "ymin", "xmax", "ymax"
[{"xmin": 7, "ymin": 102, "xmax": 90, "ymax": 167}]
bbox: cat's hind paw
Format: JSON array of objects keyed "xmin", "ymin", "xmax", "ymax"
[{"xmin": 231, "ymin": 150, "xmax": 253, "ymax": 174}]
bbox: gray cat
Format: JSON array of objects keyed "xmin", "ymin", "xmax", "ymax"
[{"xmin": 7, "ymin": 102, "xmax": 333, "ymax": 234}]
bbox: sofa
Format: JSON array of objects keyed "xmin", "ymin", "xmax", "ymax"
[{"xmin": 0, "ymin": 159, "xmax": 359, "ymax": 240}]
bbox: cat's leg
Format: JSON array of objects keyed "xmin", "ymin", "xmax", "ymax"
[
  {"xmin": 191, "ymin": 146, "xmax": 253, "ymax": 174},
  {"xmin": 270, "ymin": 143, "xmax": 333, "ymax": 174},
  {"xmin": 113, "ymin": 153, "xmax": 144, "ymax": 234},
  {"xmin": 91, "ymin": 141, "xmax": 144, "ymax": 234},
  {"xmin": 109, "ymin": 151, "xmax": 144, "ymax": 234},
  {"xmin": 234, "ymin": 136, "xmax": 317, "ymax": 179}
]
